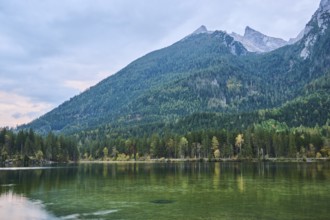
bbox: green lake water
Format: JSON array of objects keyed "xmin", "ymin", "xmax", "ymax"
[{"xmin": 0, "ymin": 162, "xmax": 329, "ymax": 220}]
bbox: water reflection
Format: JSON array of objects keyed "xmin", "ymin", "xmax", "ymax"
[
  {"xmin": 0, "ymin": 165, "xmax": 79, "ymax": 196},
  {"xmin": 0, "ymin": 191, "xmax": 56, "ymax": 220},
  {"xmin": 0, "ymin": 162, "xmax": 329, "ymax": 220}
]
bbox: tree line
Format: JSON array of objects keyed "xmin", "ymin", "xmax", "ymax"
[
  {"xmin": 77, "ymin": 119, "xmax": 330, "ymax": 161},
  {"xmin": 0, "ymin": 128, "xmax": 79, "ymax": 164},
  {"xmin": 2, "ymin": 119, "xmax": 329, "ymax": 164}
]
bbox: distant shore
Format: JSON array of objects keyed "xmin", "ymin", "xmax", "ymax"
[
  {"xmin": 2, "ymin": 157, "xmax": 329, "ymax": 168},
  {"xmin": 78, "ymin": 157, "xmax": 330, "ymax": 164}
]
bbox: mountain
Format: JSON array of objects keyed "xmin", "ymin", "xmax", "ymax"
[
  {"xmin": 22, "ymin": 30, "xmax": 248, "ymax": 133},
  {"xmin": 192, "ymin": 25, "xmax": 291, "ymax": 53},
  {"xmin": 20, "ymin": 0, "xmax": 330, "ymax": 135},
  {"xmin": 231, "ymin": 26, "xmax": 288, "ymax": 53}
]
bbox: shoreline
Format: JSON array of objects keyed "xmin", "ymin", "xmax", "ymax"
[
  {"xmin": 78, "ymin": 157, "xmax": 330, "ymax": 164},
  {"xmin": 2, "ymin": 157, "xmax": 329, "ymax": 168}
]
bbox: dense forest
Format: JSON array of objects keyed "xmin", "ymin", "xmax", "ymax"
[
  {"xmin": 0, "ymin": 128, "xmax": 78, "ymax": 165},
  {"xmin": 2, "ymin": 114, "xmax": 330, "ymax": 164},
  {"xmin": 74, "ymin": 119, "xmax": 330, "ymax": 161},
  {"xmin": 2, "ymin": 119, "xmax": 329, "ymax": 164},
  {"xmin": 71, "ymin": 74, "xmax": 330, "ymax": 161}
]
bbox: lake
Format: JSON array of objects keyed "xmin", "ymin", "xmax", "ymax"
[{"xmin": 0, "ymin": 162, "xmax": 329, "ymax": 220}]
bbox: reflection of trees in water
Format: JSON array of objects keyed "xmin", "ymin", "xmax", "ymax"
[
  {"xmin": 252, "ymin": 162, "xmax": 330, "ymax": 181},
  {"xmin": 0, "ymin": 162, "xmax": 329, "ymax": 199},
  {"xmin": 0, "ymin": 166, "xmax": 79, "ymax": 196},
  {"xmin": 0, "ymin": 162, "xmax": 329, "ymax": 220}
]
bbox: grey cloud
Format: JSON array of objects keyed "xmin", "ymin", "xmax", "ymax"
[
  {"xmin": 12, "ymin": 111, "xmax": 40, "ymax": 120},
  {"xmin": 11, "ymin": 113, "xmax": 22, "ymax": 119},
  {"xmin": 12, "ymin": 111, "xmax": 38, "ymax": 119}
]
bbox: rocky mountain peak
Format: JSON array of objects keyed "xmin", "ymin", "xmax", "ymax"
[
  {"xmin": 182, "ymin": 25, "xmax": 213, "ymax": 41},
  {"xmin": 192, "ymin": 25, "xmax": 209, "ymax": 35},
  {"xmin": 244, "ymin": 26, "xmax": 261, "ymax": 39},
  {"xmin": 231, "ymin": 26, "xmax": 287, "ymax": 53}
]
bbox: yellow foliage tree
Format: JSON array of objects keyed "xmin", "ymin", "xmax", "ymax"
[{"xmin": 235, "ymin": 134, "xmax": 244, "ymax": 155}]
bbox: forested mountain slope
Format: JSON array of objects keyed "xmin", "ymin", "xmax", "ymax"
[{"xmin": 20, "ymin": 0, "xmax": 330, "ymax": 135}]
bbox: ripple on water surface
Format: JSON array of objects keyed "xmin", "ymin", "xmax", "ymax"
[{"xmin": 61, "ymin": 209, "xmax": 119, "ymax": 219}]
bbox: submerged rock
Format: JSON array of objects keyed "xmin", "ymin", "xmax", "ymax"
[{"xmin": 150, "ymin": 199, "xmax": 175, "ymax": 204}]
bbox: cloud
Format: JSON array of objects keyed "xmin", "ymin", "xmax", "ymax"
[
  {"xmin": 0, "ymin": 91, "xmax": 52, "ymax": 128},
  {"xmin": 63, "ymin": 71, "xmax": 112, "ymax": 92},
  {"xmin": 63, "ymin": 80, "xmax": 91, "ymax": 92}
]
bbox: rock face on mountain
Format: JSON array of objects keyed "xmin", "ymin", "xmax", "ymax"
[
  {"xmin": 231, "ymin": 26, "xmax": 288, "ymax": 53},
  {"xmin": 20, "ymin": 0, "xmax": 330, "ymax": 134},
  {"xmin": 288, "ymin": 30, "xmax": 305, "ymax": 45},
  {"xmin": 191, "ymin": 25, "xmax": 291, "ymax": 53},
  {"xmin": 300, "ymin": 0, "xmax": 330, "ymax": 59}
]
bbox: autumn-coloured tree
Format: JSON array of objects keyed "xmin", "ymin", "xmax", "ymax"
[{"xmin": 235, "ymin": 134, "xmax": 244, "ymax": 156}]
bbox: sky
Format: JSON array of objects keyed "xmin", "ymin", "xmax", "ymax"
[{"xmin": 0, "ymin": 0, "xmax": 320, "ymax": 127}]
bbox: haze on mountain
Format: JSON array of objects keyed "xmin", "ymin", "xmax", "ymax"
[{"xmin": 20, "ymin": 0, "xmax": 330, "ymax": 135}]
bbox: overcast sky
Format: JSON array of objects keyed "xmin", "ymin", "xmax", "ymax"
[{"xmin": 0, "ymin": 0, "xmax": 320, "ymax": 127}]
